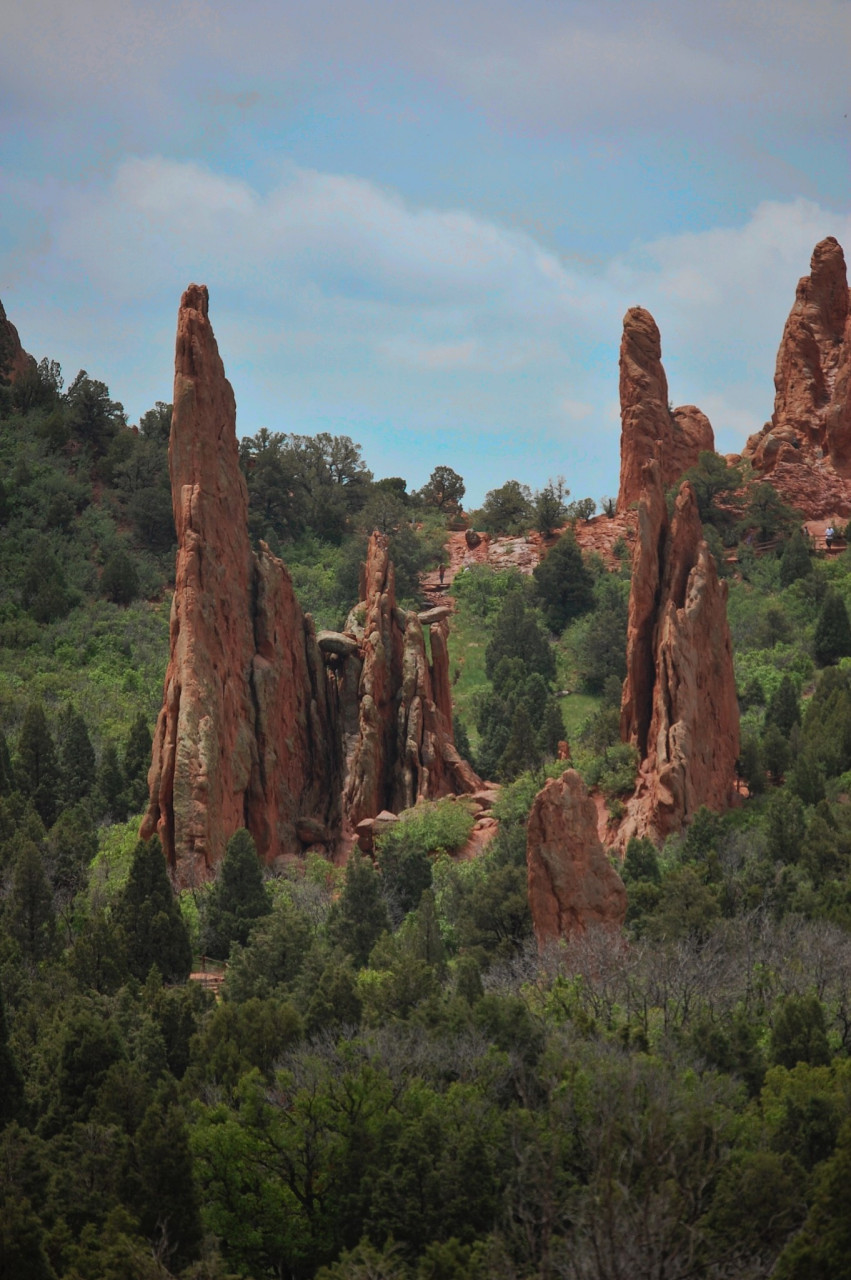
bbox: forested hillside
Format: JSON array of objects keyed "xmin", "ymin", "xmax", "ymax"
[{"xmin": 5, "ymin": 344, "xmax": 851, "ymax": 1279}]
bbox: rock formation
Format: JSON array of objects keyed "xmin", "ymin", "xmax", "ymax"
[
  {"xmin": 618, "ymin": 461, "xmax": 739, "ymax": 846},
  {"xmin": 617, "ymin": 307, "xmax": 714, "ymax": 512},
  {"xmin": 337, "ymin": 533, "xmax": 481, "ymax": 826},
  {"xmin": 742, "ymin": 237, "xmax": 851, "ymax": 517},
  {"xmin": 141, "ymin": 285, "xmax": 340, "ymax": 885},
  {"xmin": 0, "ymin": 299, "xmax": 35, "ymax": 385},
  {"xmin": 526, "ymin": 769, "xmax": 627, "ymax": 945}
]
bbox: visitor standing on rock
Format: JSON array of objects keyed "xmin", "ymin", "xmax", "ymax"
[
  {"xmin": 826, "ymin": 524, "xmax": 836, "ymax": 551},
  {"xmin": 438, "ymin": 563, "xmax": 446, "ymax": 586}
]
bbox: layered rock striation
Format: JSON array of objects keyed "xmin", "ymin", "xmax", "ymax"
[
  {"xmin": 141, "ymin": 285, "xmax": 340, "ymax": 885},
  {"xmin": 617, "ymin": 307, "xmax": 714, "ymax": 513},
  {"xmin": 526, "ymin": 769, "xmax": 627, "ymax": 945},
  {"xmin": 618, "ymin": 460, "xmax": 739, "ymax": 846},
  {"xmin": 742, "ymin": 237, "xmax": 851, "ymax": 516}
]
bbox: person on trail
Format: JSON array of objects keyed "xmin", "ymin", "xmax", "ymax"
[
  {"xmin": 826, "ymin": 524, "xmax": 836, "ymax": 551},
  {"xmin": 438, "ymin": 563, "xmax": 446, "ymax": 586}
]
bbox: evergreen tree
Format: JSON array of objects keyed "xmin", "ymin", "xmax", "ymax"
[
  {"xmin": 770, "ymin": 994, "xmax": 831, "ymax": 1069},
  {"xmin": 21, "ymin": 537, "xmax": 71, "ymax": 623},
  {"xmin": 0, "ymin": 979, "xmax": 24, "ymax": 1126},
  {"xmin": 328, "ymin": 853, "xmax": 390, "ymax": 967},
  {"xmin": 115, "ymin": 837, "xmax": 192, "ymax": 983},
  {"xmin": 623, "ymin": 836, "xmax": 661, "ymax": 884},
  {"xmin": 497, "ymin": 704, "xmax": 540, "ymax": 781},
  {"xmin": 779, "ymin": 529, "xmax": 813, "ymax": 587},
  {"xmin": 537, "ymin": 696, "xmax": 566, "ymax": 759},
  {"xmin": 123, "ymin": 712, "xmax": 152, "ymax": 814},
  {"xmin": 130, "ymin": 1090, "xmax": 203, "ymax": 1270},
  {"xmin": 813, "ymin": 589, "xmax": 851, "ymax": 666},
  {"xmin": 484, "ymin": 592, "xmax": 555, "ymax": 684},
  {"xmin": 762, "ymin": 723, "xmax": 790, "ymax": 783},
  {"xmin": 56, "ymin": 702, "xmax": 95, "ymax": 807},
  {"xmin": 7, "ymin": 841, "xmax": 56, "ymax": 963},
  {"xmin": 0, "ymin": 727, "xmax": 13, "ymax": 796},
  {"xmin": 200, "ymin": 828, "xmax": 271, "ymax": 960},
  {"xmin": 15, "ymin": 702, "xmax": 59, "ymax": 828},
  {"xmin": 97, "ymin": 742, "xmax": 128, "ymax": 822},
  {"xmin": 100, "ymin": 549, "xmax": 139, "ymax": 605},
  {"xmin": 765, "ymin": 675, "xmax": 801, "ymax": 736},
  {"xmin": 532, "ymin": 530, "xmax": 595, "ymax": 632}
]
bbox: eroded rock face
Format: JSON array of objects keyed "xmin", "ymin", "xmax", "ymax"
[
  {"xmin": 617, "ymin": 308, "xmax": 714, "ymax": 513},
  {"xmin": 141, "ymin": 285, "xmax": 339, "ymax": 884},
  {"xmin": 743, "ymin": 238, "xmax": 851, "ymax": 513},
  {"xmin": 0, "ymin": 299, "xmax": 35, "ymax": 385},
  {"xmin": 526, "ymin": 769, "xmax": 627, "ymax": 945},
  {"xmin": 340, "ymin": 533, "xmax": 481, "ymax": 826},
  {"xmin": 618, "ymin": 461, "xmax": 739, "ymax": 846}
]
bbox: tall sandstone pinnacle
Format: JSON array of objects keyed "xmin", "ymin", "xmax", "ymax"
[
  {"xmin": 742, "ymin": 237, "xmax": 851, "ymax": 516},
  {"xmin": 526, "ymin": 769, "xmax": 627, "ymax": 946},
  {"xmin": 141, "ymin": 285, "xmax": 339, "ymax": 885},
  {"xmin": 339, "ymin": 533, "xmax": 481, "ymax": 826},
  {"xmin": 618, "ymin": 460, "xmax": 739, "ymax": 847},
  {"xmin": 617, "ymin": 306, "xmax": 714, "ymax": 513}
]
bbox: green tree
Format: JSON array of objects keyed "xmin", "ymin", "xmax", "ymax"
[
  {"xmin": 101, "ymin": 549, "xmax": 139, "ymax": 605},
  {"xmin": 762, "ymin": 723, "xmax": 790, "ymax": 783},
  {"xmin": 485, "ymin": 592, "xmax": 555, "ymax": 684},
  {"xmin": 533, "ymin": 477, "xmax": 568, "ymax": 536},
  {"xmin": 123, "ymin": 713, "xmax": 152, "ymax": 814},
  {"xmin": 97, "ymin": 742, "xmax": 128, "ymax": 823},
  {"xmin": 21, "ymin": 537, "xmax": 71, "ymax": 623},
  {"xmin": 623, "ymin": 836, "xmax": 661, "ymax": 884},
  {"xmin": 813, "ymin": 589, "xmax": 851, "ymax": 666},
  {"xmin": 497, "ymin": 704, "xmax": 540, "ymax": 780},
  {"xmin": 130, "ymin": 1091, "xmax": 203, "ymax": 1270},
  {"xmin": 138, "ymin": 400, "xmax": 172, "ymax": 444},
  {"xmin": 765, "ymin": 675, "xmax": 801, "ymax": 736},
  {"xmin": 0, "ymin": 981, "xmax": 24, "ymax": 1126},
  {"xmin": 774, "ymin": 1119, "xmax": 851, "ymax": 1280},
  {"xmin": 780, "ymin": 529, "xmax": 813, "ymax": 587},
  {"xmin": 15, "ymin": 702, "xmax": 59, "ymax": 827},
  {"xmin": 477, "ymin": 480, "xmax": 533, "ymax": 535},
  {"xmin": 115, "ymin": 837, "xmax": 192, "ymax": 983},
  {"xmin": 328, "ymin": 853, "xmax": 391, "ymax": 968},
  {"xmin": 537, "ymin": 697, "xmax": 566, "ymax": 759},
  {"xmin": 770, "ymin": 994, "xmax": 831, "ymax": 1069},
  {"xmin": 420, "ymin": 466, "xmax": 465, "ymax": 514},
  {"xmin": 65, "ymin": 369, "xmax": 126, "ymax": 455},
  {"xmin": 576, "ymin": 575, "xmax": 629, "ymax": 692},
  {"xmin": 0, "ymin": 728, "xmax": 14, "ymax": 797},
  {"xmin": 56, "ymin": 703, "xmax": 96, "ymax": 808},
  {"xmin": 201, "ymin": 828, "xmax": 271, "ymax": 960},
  {"xmin": 533, "ymin": 530, "xmax": 595, "ymax": 632}
]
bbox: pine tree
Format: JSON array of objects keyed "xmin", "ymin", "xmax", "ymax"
[
  {"xmin": 200, "ymin": 828, "xmax": 271, "ymax": 959},
  {"xmin": 485, "ymin": 592, "xmax": 555, "ymax": 683},
  {"xmin": 0, "ymin": 727, "xmax": 13, "ymax": 796},
  {"xmin": 116, "ymin": 837, "xmax": 192, "ymax": 983},
  {"xmin": 130, "ymin": 1090, "xmax": 203, "ymax": 1269},
  {"xmin": 8, "ymin": 841, "xmax": 56, "ymax": 962},
  {"xmin": 765, "ymin": 675, "xmax": 801, "ymax": 736},
  {"xmin": 123, "ymin": 712, "xmax": 152, "ymax": 814},
  {"xmin": 537, "ymin": 696, "xmax": 566, "ymax": 758},
  {"xmin": 498, "ymin": 704, "xmax": 540, "ymax": 781},
  {"xmin": 56, "ymin": 702, "xmax": 95, "ymax": 807},
  {"xmin": 15, "ymin": 702, "xmax": 59, "ymax": 828},
  {"xmin": 100, "ymin": 548, "xmax": 139, "ymax": 605},
  {"xmin": 814, "ymin": 589, "xmax": 851, "ymax": 666},
  {"xmin": 328, "ymin": 853, "xmax": 390, "ymax": 967},
  {"xmin": 532, "ymin": 530, "xmax": 595, "ymax": 632},
  {"xmin": 779, "ymin": 529, "xmax": 813, "ymax": 587},
  {"xmin": 0, "ymin": 979, "xmax": 24, "ymax": 1126},
  {"xmin": 97, "ymin": 742, "xmax": 128, "ymax": 822}
]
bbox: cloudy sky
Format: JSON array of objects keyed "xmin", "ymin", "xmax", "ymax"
[{"xmin": 2, "ymin": 0, "xmax": 849, "ymax": 504}]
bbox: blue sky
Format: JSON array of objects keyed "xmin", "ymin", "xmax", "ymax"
[{"xmin": 1, "ymin": 0, "xmax": 849, "ymax": 506}]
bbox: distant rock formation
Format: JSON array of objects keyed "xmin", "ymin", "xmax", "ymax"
[
  {"xmin": 0, "ymin": 299, "xmax": 35, "ymax": 385},
  {"xmin": 143, "ymin": 286, "xmax": 480, "ymax": 883},
  {"xmin": 617, "ymin": 307, "xmax": 714, "ymax": 513},
  {"xmin": 141, "ymin": 285, "xmax": 340, "ymax": 885},
  {"xmin": 526, "ymin": 769, "xmax": 627, "ymax": 944},
  {"xmin": 338, "ymin": 533, "xmax": 481, "ymax": 826},
  {"xmin": 742, "ymin": 237, "xmax": 851, "ymax": 517},
  {"xmin": 618, "ymin": 460, "xmax": 739, "ymax": 846}
]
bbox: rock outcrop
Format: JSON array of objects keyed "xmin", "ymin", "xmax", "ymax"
[
  {"xmin": 141, "ymin": 285, "xmax": 340, "ymax": 885},
  {"xmin": 617, "ymin": 307, "xmax": 714, "ymax": 513},
  {"xmin": 618, "ymin": 461, "xmax": 739, "ymax": 846},
  {"xmin": 526, "ymin": 769, "xmax": 627, "ymax": 945},
  {"xmin": 0, "ymin": 299, "xmax": 35, "ymax": 385},
  {"xmin": 339, "ymin": 533, "xmax": 481, "ymax": 826},
  {"xmin": 743, "ymin": 237, "xmax": 851, "ymax": 516}
]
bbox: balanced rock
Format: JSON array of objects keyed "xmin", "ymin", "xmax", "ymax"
[
  {"xmin": 743, "ymin": 238, "xmax": 851, "ymax": 515},
  {"xmin": 617, "ymin": 307, "xmax": 714, "ymax": 512},
  {"xmin": 526, "ymin": 769, "xmax": 627, "ymax": 944},
  {"xmin": 141, "ymin": 285, "xmax": 340, "ymax": 884},
  {"xmin": 618, "ymin": 461, "xmax": 739, "ymax": 846}
]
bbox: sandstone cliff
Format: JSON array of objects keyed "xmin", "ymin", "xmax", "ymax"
[
  {"xmin": 141, "ymin": 285, "xmax": 340, "ymax": 884},
  {"xmin": 743, "ymin": 237, "xmax": 851, "ymax": 516},
  {"xmin": 338, "ymin": 533, "xmax": 481, "ymax": 826},
  {"xmin": 0, "ymin": 299, "xmax": 35, "ymax": 385},
  {"xmin": 526, "ymin": 769, "xmax": 627, "ymax": 944},
  {"xmin": 618, "ymin": 461, "xmax": 739, "ymax": 846},
  {"xmin": 617, "ymin": 307, "xmax": 714, "ymax": 513}
]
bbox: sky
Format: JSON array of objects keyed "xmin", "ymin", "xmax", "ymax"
[{"xmin": 1, "ymin": 1, "xmax": 849, "ymax": 506}]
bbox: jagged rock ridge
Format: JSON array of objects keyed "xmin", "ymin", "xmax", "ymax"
[
  {"xmin": 526, "ymin": 769, "xmax": 627, "ymax": 944},
  {"xmin": 742, "ymin": 237, "xmax": 851, "ymax": 517},
  {"xmin": 141, "ymin": 285, "xmax": 340, "ymax": 885},
  {"xmin": 618, "ymin": 460, "xmax": 740, "ymax": 846},
  {"xmin": 617, "ymin": 306, "xmax": 714, "ymax": 513}
]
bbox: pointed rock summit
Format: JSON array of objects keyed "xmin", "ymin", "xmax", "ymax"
[
  {"xmin": 617, "ymin": 307, "xmax": 714, "ymax": 513},
  {"xmin": 142, "ymin": 285, "xmax": 340, "ymax": 884},
  {"xmin": 526, "ymin": 769, "xmax": 627, "ymax": 945},
  {"xmin": 743, "ymin": 237, "xmax": 851, "ymax": 516},
  {"xmin": 618, "ymin": 461, "xmax": 739, "ymax": 846}
]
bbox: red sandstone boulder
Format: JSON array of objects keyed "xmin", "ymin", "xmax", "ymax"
[
  {"xmin": 0, "ymin": 299, "xmax": 35, "ymax": 385},
  {"xmin": 617, "ymin": 307, "xmax": 714, "ymax": 513},
  {"xmin": 618, "ymin": 461, "xmax": 740, "ymax": 847},
  {"xmin": 141, "ymin": 285, "xmax": 339, "ymax": 884},
  {"xmin": 526, "ymin": 769, "xmax": 627, "ymax": 945}
]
